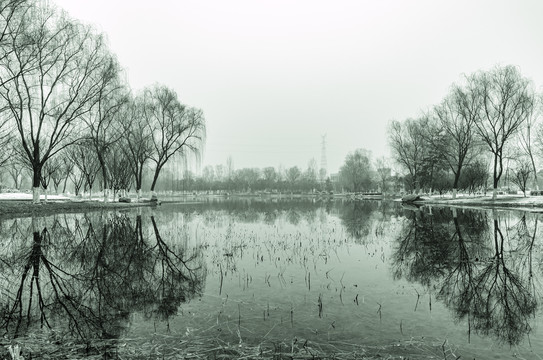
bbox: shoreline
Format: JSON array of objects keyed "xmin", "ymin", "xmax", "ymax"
[
  {"xmin": 403, "ymin": 194, "xmax": 543, "ymax": 213},
  {"xmin": 0, "ymin": 200, "xmax": 157, "ymax": 218},
  {"xmin": 2, "ymin": 194, "xmax": 543, "ymax": 219}
]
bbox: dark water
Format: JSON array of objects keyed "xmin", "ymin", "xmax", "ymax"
[{"xmin": 0, "ymin": 199, "xmax": 542, "ymax": 359}]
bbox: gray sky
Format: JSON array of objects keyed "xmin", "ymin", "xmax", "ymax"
[{"xmin": 54, "ymin": 0, "xmax": 543, "ymax": 174}]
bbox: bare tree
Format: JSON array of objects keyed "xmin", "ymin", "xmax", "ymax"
[
  {"xmin": 0, "ymin": 0, "xmax": 32, "ymax": 73},
  {"xmin": 0, "ymin": 1, "xmax": 28, "ymax": 172},
  {"xmin": 470, "ymin": 65, "xmax": 534, "ymax": 200},
  {"xmin": 121, "ymin": 95, "xmax": 152, "ymax": 201},
  {"xmin": 67, "ymin": 142, "xmax": 100, "ymax": 199},
  {"xmin": 515, "ymin": 90, "xmax": 543, "ymax": 192},
  {"xmin": 262, "ymin": 166, "xmax": 277, "ymax": 189},
  {"xmin": 6, "ymin": 160, "xmax": 27, "ymax": 189},
  {"xmin": 511, "ymin": 160, "xmax": 532, "ymax": 197},
  {"xmin": 0, "ymin": 0, "xmax": 29, "ymax": 166},
  {"xmin": 225, "ymin": 156, "xmax": 234, "ymax": 191},
  {"xmin": 49, "ymin": 151, "xmax": 73, "ymax": 194},
  {"xmin": 459, "ymin": 158, "xmax": 489, "ymax": 195},
  {"xmin": 106, "ymin": 143, "xmax": 132, "ymax": 200},
  {"xmin": 339, "ymin": 149, "xmax": 374, "ymax": 193},
  {"xmin": 226, "ymin": 156, "xmax": 234, "ymax": 180},
  {"xmin": 433, "ymin": 82, "xmax": 481, "ymax": 198},
  {"xmin": 5, "ymin": 142, "xmax": 31, "ymax": 188},
  {"xmin": 143, "ymin": 85, "xmax": 206, "ymax": 194},
  {"xmin": 285, "ymin": 166, "xmax": 301, "ymax": 190},
  {"xmin": 67, "ymin": 166, "xmax": 84, "ymax": 196},
  {"xmin": 375, "ymin": 156, "xmax": 392, "ymax": 195},
  {"xmin": 0, "ymin": 5, "xmax": 112, "ymax": 203},
  {"xmin": 388, "ymin": 118, "xmax": 429, "ymax": 193},
  {"xmin": 531, "ymin": 94, "xmax": 543, "ymax": 190},
  {"xmin": 83, "ymin": 55, "xmax": 128, "ymax": 202},
  {"xmin": 40, "ymin": 157, "xmax": 62, "ymax": 201}
]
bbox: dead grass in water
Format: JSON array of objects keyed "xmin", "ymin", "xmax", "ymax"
[{"xmin": 2, "ymin": 334, "xmax": 462, "ymax": 359}]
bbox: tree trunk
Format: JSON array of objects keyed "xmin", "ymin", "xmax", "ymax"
[
  {"xmin": 32, "ymin": 187, "xmax": 40, "ymax": 203},
  {"xmin": 32, "ymin": 166, "xmax": 42, "ymax": 204},
  {"xmin": 492, "ymin": 153, "xmax": 499, "ymax": 201},
  {"xmin": 62, "ymin": 176, "xmax": 68, "ymax": 194},
  {"xmin": 452, "ymin": 166, "xmax": 462, "ymax": 199},
  {"xmin": 530, "ymin": 155, "xmax": 539, "ymax": 191},
  {"xmin": 98, "ymin": 152, "xmax": 108, "ymax": 196},
  {"xmin": 135, "ymin": 165, "xmax": 144, "ymax": 202},
  {"xmin": 150, "ymin": 164, "xmax": 163, "ymax": 192}
]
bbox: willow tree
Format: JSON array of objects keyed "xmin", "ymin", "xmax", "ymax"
[
  {"xmin": 0, "ymin": 0, "xmax": 31, "ymax": 168},
  {"xmin": 82, "ymin": 55, "xmax": 128, "ymax": 202},
  {"xmin": 0, "ymin": 0, "xmax": 31, "ymax": 71},
  {"xmin": 470, "ymin": 65, "xmax": 534, "ymax": 200},
  {"xmin": 67, "ymin": 140, "xmax": 100, "ymax": 198},
  {"xmin": 388, "ymin": 118, "xmax": 430, "ymax": 193},
  {"xmin": 433, "ymin": 82, "xmax": 481, "ymax": 198},
  {"xmin": 143, "ymin": 85, "xmax": 206, "ymax": 193},
  {"xmin": 121, "ymin": 95, "xmax": 152, "ymax": 202},
  {"xmin": 339, "ymin": 149, "xmax": 374, "ymax": 193},
  {"xmin": 0, "ymin": 4, "xmax": 110, "ymax": 203},
  {"xmin": 521, "ymin": 93, "xmax": 542, "ymax": 191}
]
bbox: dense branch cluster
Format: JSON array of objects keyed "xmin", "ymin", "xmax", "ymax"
[
  {"xmin": 388, "ymin": 65, "xmax": 541, "ymax": 199},
  {"xmin": 0, "ymin": 0, "xmax": 206, "ymax": 203}
]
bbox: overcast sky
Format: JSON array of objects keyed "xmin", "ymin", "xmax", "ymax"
[{"xmin": 54, "ymin": 0, "xmax": 543, "ymax": 174}]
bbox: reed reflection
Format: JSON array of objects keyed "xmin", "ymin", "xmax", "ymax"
[
  {"xmin": 393, "ymin": 208, "xmax": 541, "ymax": 345},
  {"xmin": 0, "ymin": 212, "xmax": 205, "ymax": 356}
]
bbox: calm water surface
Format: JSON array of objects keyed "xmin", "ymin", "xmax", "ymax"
[{"xmin": 0, "ymin": 199, "xmax": 542, "ymax": 359}]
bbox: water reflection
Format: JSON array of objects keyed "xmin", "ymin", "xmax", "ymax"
[
  {"xmin": 0, "ymin": 212, "xmax": 205, "ymax": 356},
  {"xmin": 171, "ymin": 198, "xmax": 324, "ymax": 226},
  {"xmin": 393, "ymin": 207, "xmax": 541, "ymax": 346},
  {"xmin": 0, "ymin": 200, "xmax": 542, "ymax": 358},
  {"xmin": 338, "ymin": 201, "xmax": 376, "ymax": 240}
]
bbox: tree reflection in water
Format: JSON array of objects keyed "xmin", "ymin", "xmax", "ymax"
[
  {"xmin": 0, "ymin": 212, "xmax": 205, "ymax": 356},
  {"xmin": 467, "ymin": 215, "xmax": 537, "ymax": 345},
  {"xmin": 179, "ymin": 198, "xmax": 322, "ymax": 226},
  {"xmin": 337, "ymin": 201, "xmax": 381, "ymax": 241},
  {"xmin": 393, "ymin": 208, "xmax": 541, "ymax": 346}
]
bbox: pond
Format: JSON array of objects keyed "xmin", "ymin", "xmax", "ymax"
[{"xmin": 0, "ymin": 199, "xmax": 542, "ymax": 359}]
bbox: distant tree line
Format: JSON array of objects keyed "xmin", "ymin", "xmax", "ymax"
[
  {"xmin": 388, "ymin": 65, "xmax": 542, "ymax": 199},
  {"xmin": 0, "ymin": 0, "xmax": 205, "ymax": 203},
  {"xmin": 179, "ymin": 152, "xmax": 401, "ymax": 196},
  {"xmin": 180, "ymin": 158, "xmax": 329, "ymax": 194}
]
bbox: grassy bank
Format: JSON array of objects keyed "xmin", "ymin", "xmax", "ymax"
[{"xmin": 0, "ymin": 200, "xmax": 154, "ymax": 218}]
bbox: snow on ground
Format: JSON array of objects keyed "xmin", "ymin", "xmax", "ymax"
[{"xmin": 420, "ymin": 193, "xmax": 543, "ymax": 207}]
